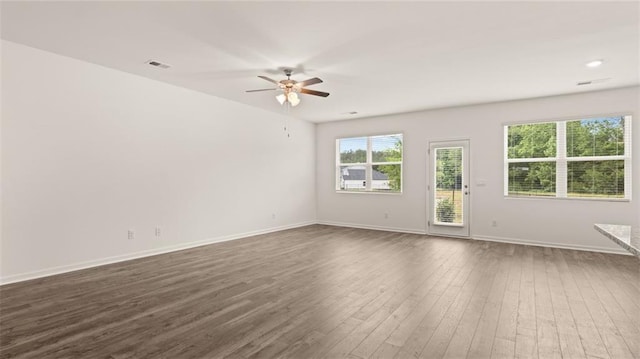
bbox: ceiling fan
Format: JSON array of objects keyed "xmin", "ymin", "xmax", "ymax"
[{"xmin": 246, "ymin": 69, "xmax": 330, "ymax": 107}]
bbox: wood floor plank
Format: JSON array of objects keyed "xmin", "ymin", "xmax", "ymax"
[
  {"xmin": 491, "ymin": 245, "xmax": 523, "ymax": 359},
  {"xmin": 441, "ymin": 247, "xmax": 499, "ymax": 358},
  {"xmin": 371, "ymin": 342, "xmax": 401, "ymax": 359},
  {"xmin": 349, "ymin": 240, "xmax": 466, "ymax": 359},
  {"xmin": 1, "ymin": 225, "xmax": 638, "ymax": 359},
  {"xmin": 466, "ymin": 245, "xmax": 511, "ymax": 358},
  {"xmin": 565, "ymin": 250, "xmax": 637, "ymax": 359},
  {"xmin": 553, "ymin": 250, "xmax": 610, "ymax": 359},
  {"xmin": 351, "ymin": 295, "xmax": 420, "ymax": 358},
  {"xmin": 320, "ymin": 306, "xmax": 394, "ymax": 359},
  {"xmin": 579, "ymin": 253, "xmax": 640, "ymax": 353},
  {"xmin": 515, "ymin": 246, "xmax": 539, "ymax": 359},
  {"xmin": 491, "ymin": 337, "xmax": 516, "ymax": 359},
  {"xmin": 533, "ymin": 246, "xmax": 562, "ymax": 359},
  {"xmin": 547, "ymin": 249, "xmax": 589, "ymax": 359},
  {"xmin": 392, "ymin": 241, "xmax": 486, "ymax": 359},
  {"xmin": 383, "ymin": 253, "xmax": 463, "ymax": 349},
  {"xmin": 417, "ymin": 243, "xmax": 494, "ymax": 358}
]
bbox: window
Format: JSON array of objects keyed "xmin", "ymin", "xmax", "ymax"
[
  {"xmin": 337, "ymin": 134, "xmax": 403, "ymax": 192},
  {"xmin": 505, "ymin": 115, "xmax": 631, "ymax": 199}
]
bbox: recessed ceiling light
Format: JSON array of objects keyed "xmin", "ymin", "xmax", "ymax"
[{"xmin": 585, "ymin": 59, "xmax": 604, "ymax": 68}]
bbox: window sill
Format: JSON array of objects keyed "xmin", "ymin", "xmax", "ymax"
[
  {"xmin": 504, "ymin": 195, "xmax": 630, "ymax": 203},
  {"xmin": 336, "ymin": 190, "xmax": 403, "ymax": 196}
]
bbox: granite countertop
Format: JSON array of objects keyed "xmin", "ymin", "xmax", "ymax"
[{"xmin": 594, "ymin": 224, "xmax": 640, "ymax": 257}]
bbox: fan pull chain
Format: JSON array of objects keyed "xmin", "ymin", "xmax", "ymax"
[{"xmin": 284, "ymin": 101, "xmax": 291, "ymax": 138}]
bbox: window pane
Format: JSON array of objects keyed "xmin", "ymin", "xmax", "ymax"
[
  {"xmin": 507, "ymin": 123, "xmax": 556, "ymax": 159},
  {"xmin": 372, "ymin": 164, "xmax": 401, "ymax": 192},
  {"xmin": 337, "ymin": 133, "xmax": 403, "ymax": 193},
  {"xmin": 339, "ymin": 165, "xmax": 367, "ymax": 191},
  {"xmin": 566, "ymin": 117, "xmax": 624, "ymax": 157},
  {"xmin": 372, "ymin": 134, "xmax": 403, "ymax": 162},
  {"xmin": 568, "ymin": 160, "xmax": 624, "ymax": 198},
  {"xmin": 508, "ymin": 162, "xmax": 556, "ymax": 196},
  {"xmin": 339, "ymin": 137, "xmax": 367, "ymax": 163},
  {"xmin": 435, "ymin": 147, "xmax": 463, "ymax": 224}
]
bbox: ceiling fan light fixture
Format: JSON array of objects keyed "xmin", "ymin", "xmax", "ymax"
[
  {"xmin": 288, "ymin": 92, "xmax": 300, "ymax": 107},
  {"xmin": 249, "ymin": 69, "xmax": 329, "ymax": 108}
]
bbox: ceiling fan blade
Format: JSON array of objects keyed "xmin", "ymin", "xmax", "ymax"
[
  {"xmin": 258, "ymin": 75, "xmax": 279, "ymax": 84},
  {"xmin": 246, "ymin": 88, "xmax": 277, "ymax": 92},
  {"xmin": 297, "ymin": 77, "xmax": 323, "ymax": 87},
  {"xmin": 300, "ymin": 88, "xmax": 330, "ymax": 97}
]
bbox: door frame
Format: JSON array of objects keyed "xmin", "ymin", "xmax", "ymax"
[{"xmin": 427, "ymin": 139, "xmax": 471, "ymax": 238}]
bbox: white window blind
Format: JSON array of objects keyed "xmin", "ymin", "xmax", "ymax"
[
  {"xmin": 434, "ymin": 147, "xmax": 464, "ymax": 224},
  {"xmin": 504, "ymin": 115, "xmax": 631, "ymax": 200}
]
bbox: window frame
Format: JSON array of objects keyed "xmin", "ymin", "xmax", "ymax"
[
  {"xmin": 336, "ymin": 133, "xmax": 403, "ymax": 194},
  {"xmin": 504, "ymin": 115, "xmax": 632, "ymax": 200}
]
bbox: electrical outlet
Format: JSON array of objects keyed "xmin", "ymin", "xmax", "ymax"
[
  {"xmin": 128, "ymin": 230, "xmax": 135, "ymax": 240},
  {"xmin": 155, "ymin": 227, "xmax": 161, "ymax": 237},
  {"xmin": 272, "ymin": 213, "xmax": 276, "ymax": 220},
  {"xmin": 492, "ymin": 220, "xmax": 498, "ymax": 227},
  {"xmin": 384, "ymin": 213, "xmax": 389, "ymax": 219}
]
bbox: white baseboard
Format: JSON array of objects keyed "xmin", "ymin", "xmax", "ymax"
[
  {"xmin": 316, "ymin": 220, "xmax": 427, "ymax": 235},
  {"xmin": 0, "ymin": 221, "xmax": 316, "ymax": 286},
  {"xmin": 472, "ymin": 234, "xmax": 630, "ymax": 255},
  {"xmin": 318, "ymin": 222, "xmax": 629, "ymax": 255}
]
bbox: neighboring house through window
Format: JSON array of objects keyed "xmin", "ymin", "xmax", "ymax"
[{"xmin": 336, "ymin": 134, "xmax": 403, "ymax": 192}]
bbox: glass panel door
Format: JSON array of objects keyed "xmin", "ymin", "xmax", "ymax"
[{"xmin": 429, "ymin": 140, "xmax": 470, "ymax": 237}]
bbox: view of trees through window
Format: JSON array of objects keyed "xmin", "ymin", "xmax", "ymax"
[
  {"xmin": 337, "ymin": 134, "xmax": 403, "ymax": 192},
  {"xmin": 435, "ymin": 147, "xmax": 463, "ymax": 223},
  {"xmin": 505, "ymin": 116, "xmax": 629, "ymax": 199}
]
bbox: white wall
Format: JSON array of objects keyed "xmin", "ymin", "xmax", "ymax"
[
  {"xmin": 2, "ymin": 40, "xmax": 637, "ymax": 285},
  {"xmin": 316, "ymin": 87, "xmax": 639, "ymax": 253},
  {"xmin": 1, "ymin": 40, "xmax": 316, "ymax": 283}
]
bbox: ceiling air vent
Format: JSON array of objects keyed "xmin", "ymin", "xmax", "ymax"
[
  {"xmin": 577, "ymin": 78, "xmax": 610, "ymax": 86},
  {"xmin": 146, "ymin": 60, "xmax": 171, "ymax": 69}
]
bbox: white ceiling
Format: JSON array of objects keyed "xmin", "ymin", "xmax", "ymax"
[{"xmin": 1, "ymin": 1, "xmax": 638, "ymax": 123}]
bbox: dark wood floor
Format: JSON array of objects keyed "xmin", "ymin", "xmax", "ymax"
[{"xmin": 1, "ymin": 225, "xmax": 638, "ymax": 359}]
